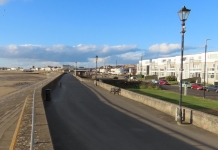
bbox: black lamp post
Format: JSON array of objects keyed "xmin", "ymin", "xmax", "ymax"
[
  {"xmin": 75, "ymin": 62, "xmax": 77, "ymax": 76},
  {"xmin": 95, "ymin": 55, "xmax": 98, "ymax": 86},
  {"xmin": 178, "ymin": 6, "xmax": 191, "ymax": 124},
  {"xmin": 203, "ymin": 39, "xmax": 211, "ymax": 98},
  {"xmin": 141, "ymin": 53, "xmax": 143, "ymax": 81}
]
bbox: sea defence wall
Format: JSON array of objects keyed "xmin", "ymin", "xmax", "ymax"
[
  {"xmin": 41, "ymin": 73, "xmax": 65, "ymax": 100},
  {"xmin": 75, "ymin": 76, "xmax": 218, "ymax": 135},
  {"xmin": 11, "ymin": 73, "xmax": 64, "ymax": 150}
]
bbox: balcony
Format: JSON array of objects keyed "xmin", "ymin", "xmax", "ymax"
[
  {"xmin": 167, "ymin": 68, "xmax": 175, "ymax": 71},
  {"xmin": 151, "ymin": 69, "xmax": 158, "ymax": 71},
  {"xmin": 189, "ymin": 68, "xmax": 201, "ymax": 71}
]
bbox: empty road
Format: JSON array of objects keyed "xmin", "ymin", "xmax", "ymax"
[{"xmin": 44, "ymin": 74, "xmax": 218, "ymax": 150}]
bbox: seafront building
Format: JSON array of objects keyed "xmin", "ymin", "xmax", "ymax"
[{"xmin": 137, "ymin": 51, "xmax": 218, "ymax": 84}]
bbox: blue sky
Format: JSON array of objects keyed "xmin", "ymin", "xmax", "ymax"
[{"xmin": 0, "ymin": 0, "xmax": 217, "ymax": 68}]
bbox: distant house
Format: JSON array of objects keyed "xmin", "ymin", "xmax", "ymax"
[
  {"xmin": 10, "ymin": 68, "xmax": 18, "ymax": 71},
  {"xmin": 109, "ymin": 68, "xmax": 125, "ymax": 75},
  {"xmin": 99, "ymin": 68, "xmax": 108, "ymax": 74},
  {"xmin": 44, "ymin": 67, "xmax": 52, "ymax": 71},
  {"xmin": 40, "ymin": 67, "xmax": 45, "ymax": 71},
  {"xmin": 34, "ymin": 68, "xmax": 40, "ymax": 71}
]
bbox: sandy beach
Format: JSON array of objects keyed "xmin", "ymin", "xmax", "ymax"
[{"xmin": 0, "ymin": 71, "xmax": 47, "ymax": 97}]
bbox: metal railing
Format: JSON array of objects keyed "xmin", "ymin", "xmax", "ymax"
[
  {"xmin": 30, "ymin": 87, "xmax": 36, "ymax": 150},
  {"xmin": 29, "ymin": 74, "xmax": 60, "ymax": 150}
]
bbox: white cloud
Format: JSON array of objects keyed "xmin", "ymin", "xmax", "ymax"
[
  {"xmin": 119, "ymin": 52, "xmax": 142, "ymax": 61},
  {"xmin": 0, "ymin": 0, "xmax": 9, "ymax": 5},
  {"xmin": 45, "ymin": 45, "xmax": 67, "ymax": 52},
  {"xmin": 8, "ymin": 45, "xmax": 19, "ymax": 55},
  {"xmin": 0, "ymin": 44, "xmax": 137, "ymax": 63},
  {"xmin": 111, "ymin": 45, "xmax": 137, "ymax": 51},
  {"xmin": 102, "ymin": 45, "xmax": 110, "ymax": 53},
  {"xmin": 76, "ymin": 44, "xmax": 97, "ymax": 52},
  {"xmin": 0, "ymin": 43, "xmax": 202, "ymax": 68},
  {"xmin": 88, "ymin": 56, "xmax": 111, "ymax": 64},
  {"xmin": 149, "ymin": 43, "xmax": 180, "ymax": 53}
]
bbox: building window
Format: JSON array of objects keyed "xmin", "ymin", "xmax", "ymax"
[
  {"xmin": 208, "ymin": 73, "xmax": 214, "ymax": 78},
  {"xmin": 190, "ymin": 73, "xmax": 194, "ymax": 78},
  {"xmin": 208, "ymin": 68, "xmax": 215, "ymax": 71},
  {"xmin": 209, "ymin": 54, "xmax": 218, "ymax": 59},
  {"xmin": 159, "ymin": 73, "xmax": 164, "ymax": 76}
]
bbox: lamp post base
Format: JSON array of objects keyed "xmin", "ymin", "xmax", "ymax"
[{"xmin": 175, "ymin": 107, "xmax": 182, "ymax": 124}]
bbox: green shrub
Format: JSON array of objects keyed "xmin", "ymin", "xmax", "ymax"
[
  {"xmin": 165, "ymin": 76, "xmax": 176, "ymax": 81},
  {"xmin": 139, "ymin": 82, "xmax": 161, "ymax": 90},
  {"xmin": 139, "ymin": 83, "xmax": 147, "ymax": 89},
  {"xmin": 190, "ymin": 80, "xmax": 195, "ymax": 83}
]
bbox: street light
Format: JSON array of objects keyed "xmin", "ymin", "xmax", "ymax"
[
  {"xmin": 141, "ymin": 53, "xmax": 143, "ymax": 80},
  {"xmin": 203, "ymin": 39, "xmax": 211, "ymax": 98},
  {"xmin": 95, "ymin": 55, "xmax": 98, "ymax": 86},
  {"xmin": 177, "ymin": 6, "xmax": 191, "ymax": 124},
  {"xmin": 75, "ymin": 62, "xmax": 77, "ymax": 76}
]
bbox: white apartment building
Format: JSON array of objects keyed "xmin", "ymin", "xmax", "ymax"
[
  {"xmin": 109, "ymin": 68, "xmax": 125, "ymax": 75},
  {"xmin": 137, "ymin": 51, "xmax": 218, "ymax": 84},
  {"xmin": 99, "ymin": 68, "xmax": 108, "ymax": 74}
]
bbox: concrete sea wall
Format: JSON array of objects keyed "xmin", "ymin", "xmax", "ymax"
[{"xmin": 87, "ymin": 78, "xmax": 218, "ymax": 135}]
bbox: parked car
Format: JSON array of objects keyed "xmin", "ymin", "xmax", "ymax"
[
  {"xmin": 205, "ymin": 85, "xmax": 218, "ymax": 92},
  {"xmin": 180, "ymin": 81, "xmax": 191, "ymax": 88},
  {"xmin": 130, "ymin": 76, "xmax": 136, "ymax": 80},
  {"xmin": 191, "ymin": 83, "xmax": 205, "ymax": 90},
  {"xmin": 124, "ymin": 76, "xmax": 129, "ymax": 79},
  {"xmin": 151, "ymin": 79, "xmax": 159, "ymax": 84},
  {"xmin": 159, "ymin": 79, "xmax": 170, "ymax": 85}
]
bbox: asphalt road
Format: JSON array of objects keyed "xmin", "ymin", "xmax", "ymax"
[
  {"xmin": 44, "ymin": 74, "xmax": 218, "ymax": 150},
  {"xmin": 161, "ymin": 84, "xmax": 218, "ymax": 100}
]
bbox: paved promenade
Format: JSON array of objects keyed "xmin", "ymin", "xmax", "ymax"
[{"xmin": 44, "ymin": 74, "xmax": 218, "ymax": 150}]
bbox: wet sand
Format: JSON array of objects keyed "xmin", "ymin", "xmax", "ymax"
[{"xmin": 0, "ymin": 70, "xmax": 47, "ymax": 97}]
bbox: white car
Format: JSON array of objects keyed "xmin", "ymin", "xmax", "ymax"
[{"xmin": 151, "ymin": 79, "xmax": 159, "ymax": 84}]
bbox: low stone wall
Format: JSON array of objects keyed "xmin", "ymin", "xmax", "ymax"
[
  {"xmin": 95, "ymin": 80, "xmax": 218, "ymax": 135},
  {"xmin": 41, "ymin": 73, "xmax": 65, "ymax": 100},
  {"xmin": 74, "ymin": 75, "xmax": 94, "ymax": 83}
]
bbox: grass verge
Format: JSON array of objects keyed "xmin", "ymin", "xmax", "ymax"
[{"xmin": 127, "ymin": 88, "xmax": 218, "ymax": 116}]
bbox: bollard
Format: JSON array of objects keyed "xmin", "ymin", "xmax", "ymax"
[
  {"xmin": 182, "ymin": 109, "xmax": 185, "ymax": 121},
  {"xmin": 175, "ymin": 107, "xmax": 180, "ymax": 121},
  {"xmin": 45, "ymin": 89, "xmax": 51, "ymax": 101},
  {"xmin": 190, "ymin": 110, "xmax": 193, "ymax": 124},
  {"xmin": 184, "ymin": 84, "xmax": 187, "ymax": 96}
]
